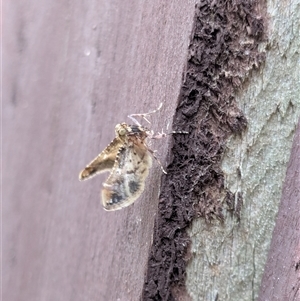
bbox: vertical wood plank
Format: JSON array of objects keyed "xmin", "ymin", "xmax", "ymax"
[
  {"xmin": 4, "ymin": 1, "xmax": 196, "ymax": 300},
  {"xmin": 257, "ymin": 120, "xmax": 300, "ymax": 301}
]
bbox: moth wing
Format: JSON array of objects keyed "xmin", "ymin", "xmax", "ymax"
[
  {"xmin": 79, "ymin": 138, "xmax": 123, "ymax": 181},
  {"xmin": 102, "ymin": 142, "xmax": 152, "ymax": 211}
]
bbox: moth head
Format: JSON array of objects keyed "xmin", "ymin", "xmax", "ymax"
[{"xmin": 115, "ymin": 123, "xmax": 128, "ymax": 138}]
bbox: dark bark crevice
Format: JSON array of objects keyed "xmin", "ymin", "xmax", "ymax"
[{"xmin": 142, "ymin": 1, "xmax": 266, "ymax": 300}]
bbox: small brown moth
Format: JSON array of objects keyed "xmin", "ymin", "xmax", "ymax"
[{"xmin": 79, "ymin": 104, "xmax": 165, "ymax": 211}]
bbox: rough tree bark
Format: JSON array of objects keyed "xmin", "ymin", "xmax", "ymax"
[
  {"xmin": 185, "ymin": 1, "xmax": 300, "ymax": 301},
  {"xmin": 4, "ymin": 1, "xmax": 300, "ymax": 301},
  {"xmin": 186, "ymin": 1, "xmax": 300, "ymax": 301}
]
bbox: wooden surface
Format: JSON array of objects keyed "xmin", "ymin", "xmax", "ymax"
[
  {"xmin": 185, "ymin": 0, "xmax": 300, "ymax": 300},
  {"xmin": 6, "ymin": 1, "xmax": 300, "ymax": 300},
  {"xmin": 4, "ymin": 1, "xmax": 195, "ymax": 300},
  {"xmin": 257, "ymin": 120, "xmax": 300, "ymax": 301}
]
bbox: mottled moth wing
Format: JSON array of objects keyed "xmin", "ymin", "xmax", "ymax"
[
  {"xmin": 79, "ymin": 138, "xmax": 123, "ymax": 181},
  {"xmin": 102, "ymin": 139, "xmax": 152, "ymax": 211}
]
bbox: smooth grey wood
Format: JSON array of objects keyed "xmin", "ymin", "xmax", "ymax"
[{"xmin": 3, "ymin": 1, "xmax": 195, "ymax": 300}]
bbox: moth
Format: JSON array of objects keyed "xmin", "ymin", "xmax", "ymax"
[{"xmin": 79, "ymin": 105, "xmax": 166, "ymax": 211}]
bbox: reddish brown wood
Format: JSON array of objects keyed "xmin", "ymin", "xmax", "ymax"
[
  {"xmin": 4, "ymin": 1, "xmax": 195, "ymax": 300},
  {"xmin": 257, "ymin": 120, "xmax": 300, "ymax": 301}
]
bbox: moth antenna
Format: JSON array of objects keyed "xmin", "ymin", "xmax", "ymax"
[{"xmin": 128, "ymin": 102, "xmax": 163, "ymax": 125}]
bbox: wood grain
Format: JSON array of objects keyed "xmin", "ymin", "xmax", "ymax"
[
  {"xmin": 257, "ymin": 120, "xmax": 300, "ymax": 301},
  {"xmin": 3, "ymin": 1, "xmax": 195, "ymax": 300}
]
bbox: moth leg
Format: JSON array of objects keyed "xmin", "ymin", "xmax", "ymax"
[
  {"xmin": 127, "ymin": 115, "xmax": 142, "ymax": 126},
  {"xmin": 146, "ymin": 147, "xmax": 167, "ymax": 174},
  {"xmin": 149, "ymin": 128, "xmax": 189, "ymax": 139},
  {"xmin": 145, "ymin": 128, "xmax": 188, "ymax": 174},
  {"xmin": 149, "ymin": 128, "xmax": 167, "ymax": 139},
  {"xmin": 128, "ymin": 103, "xmax": 163, "ymax": 126}
]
